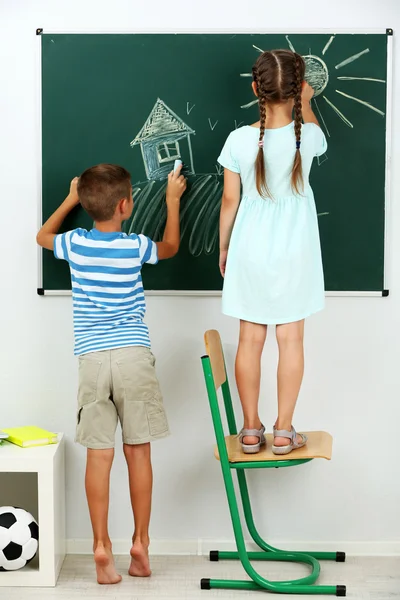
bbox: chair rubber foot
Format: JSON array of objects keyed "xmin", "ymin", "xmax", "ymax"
[
  {"xmin": 209, "ymin": 550, "xmax": 219, "ymax": 562},
  {"xmin": 336, "ymin": 585, "xmax": 346, "ymax": 597},
  {"xmin": 201, "ymin": 578, "xmax": 211, "ymax": 590},
  {"xmin": 336, "ymin": 551, "xmax": 346, "ymax": 562}
]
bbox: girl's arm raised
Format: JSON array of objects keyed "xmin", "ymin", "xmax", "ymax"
[
  {"xmin": 302, "ymin": 102, "xmax": 320, "ymax": 126},
  {"xmin": 301, "ymin": 83, "xmax": 320, "ymax": 126},
  {"xmin": 219, "ymin": 169, "xmax": 241, "ymax": 277},
  {"xmin": 301, "ymin": 81, "xmax": 319, "ymax": 126}
]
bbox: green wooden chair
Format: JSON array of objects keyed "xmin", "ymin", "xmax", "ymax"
[{"xmin": 200, "ymin": 329, "xmax": 346, "ymax": 596}]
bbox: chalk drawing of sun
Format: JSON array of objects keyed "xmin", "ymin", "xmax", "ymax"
[{"xmin": 239, "ymin": 34, "xmax": 386, "ymax": 160}]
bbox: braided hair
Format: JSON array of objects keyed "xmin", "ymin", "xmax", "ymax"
[
  {"xmin": 253, "ymin": 63, "xmax": 270, "ymax": 198},
  {"xmin": 252, "ymin": 50, "xmax": 306, "ymax": 198},
  {"xmin": 292, "ymin": 53, "xmax": 304, "ymax": 194}
]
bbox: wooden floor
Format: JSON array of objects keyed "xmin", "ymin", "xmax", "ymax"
[{"xmin": 2, "ymin": 554, "xmax": 400, "ymax": 599}]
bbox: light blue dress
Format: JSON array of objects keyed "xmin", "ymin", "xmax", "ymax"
[{"xmin": 218, "ymin": 122, "xmax": 327, "ymax": 325}]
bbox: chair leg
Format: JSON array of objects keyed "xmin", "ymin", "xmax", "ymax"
[
  {"xmin": 203, "ymin": 467, "xmax": 345, "ymax": 596},
  {"xmin": 201, "ymin": 579, "xmax": 346, "ymax": 595},
  {"xmin": 235, "ymin": 470, "xmax": 346, "ymax": 563},
  {"xmin": 214, "ymin": 549, "xmax": 345, "ymax": 563}
]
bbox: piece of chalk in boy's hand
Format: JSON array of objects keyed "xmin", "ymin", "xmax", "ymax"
[{"xmin": 174, "ymin": 159, "xmax": 182, "ymax": 172}]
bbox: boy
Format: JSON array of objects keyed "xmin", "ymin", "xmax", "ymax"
[{"xmin": 37, "ymin": 164, "xmax": 186, "ymax": 584}]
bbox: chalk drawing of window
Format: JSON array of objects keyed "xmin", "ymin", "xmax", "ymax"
[
  {"xmin": 157, "ymin": 141, "xmax": 180, "ymax": 163},
  {"xmin": 130, "ymin": 98, "xmax": 195, "ymax": 181}
]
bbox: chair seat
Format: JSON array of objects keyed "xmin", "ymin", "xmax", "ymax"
[{"xmin": 214, "ymin": 431, "xmax": 333, "ymax": 463}]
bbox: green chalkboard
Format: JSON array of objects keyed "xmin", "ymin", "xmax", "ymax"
[{"xmin": 40, "ymin": 32, "xmax": 389, "ymax": 292}]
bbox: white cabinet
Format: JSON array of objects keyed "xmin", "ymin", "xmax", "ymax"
[{"xmin": 0, "ymin": 435, "xmax": 65, "ymax": 586}]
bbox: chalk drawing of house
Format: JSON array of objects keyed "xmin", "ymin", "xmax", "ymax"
[{"xmin": 130, "ymin": 98, "xmax": 195, "ymax": 181}]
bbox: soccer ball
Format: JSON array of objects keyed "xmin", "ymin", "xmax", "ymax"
[{"xmin": 0, "ymin": 507, "xmax": 39, "ymax": 571}]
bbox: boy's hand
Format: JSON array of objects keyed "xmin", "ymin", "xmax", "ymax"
[
  {"xmin": 301, "ymin": 82, "xmax": 315, "ymax": 104},
  {"xmin": 166, "ymin": 165, "xmax": 186, "ymax": 206},
  {"xmin": 156, "ymin": 166, "xmax": 186, "ymax": 260},
  {"xmin": 36, "ymin": 176, "xmax": 80, "ymax": 251},
  {"xmin": 66, "ymin": 176, "xmax": 80, "ymax": 207}
]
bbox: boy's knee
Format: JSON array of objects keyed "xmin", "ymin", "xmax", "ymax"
[
  {"xmin": 86, "ymin": 448, "xmax": 114, "ymax": 470},
  {"xmin": 123, "ymin": 442, "xmax": 150, "ymax": 458},
  {"xmin": 87, "ymin": 447, "xmax": 114, "ymax": 458}
]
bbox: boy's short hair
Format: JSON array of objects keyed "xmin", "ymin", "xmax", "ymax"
[{"xmin": 78, "ymin": 164, "xmax": 132, "ymax": 222}]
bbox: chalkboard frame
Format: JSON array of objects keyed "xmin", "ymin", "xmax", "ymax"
[{"xmin": 36, "ymin": 29, "xmax": 393, "ymax": 298}]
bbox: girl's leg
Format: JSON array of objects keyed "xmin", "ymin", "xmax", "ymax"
[
  {"xmin": 235, "ymin": 320, "xmax": 267, "ymax": 445},
  {"xmin": 275, "ymin": 320, "xmax": 305, "ymax": 447}
]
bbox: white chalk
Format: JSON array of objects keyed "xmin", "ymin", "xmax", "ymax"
[{"xmin": 174, "ymin": 159, "xmax": 182, "ymax": 172}]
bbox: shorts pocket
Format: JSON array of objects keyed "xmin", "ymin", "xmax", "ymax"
[
  {"xmin": 116, "ymin": 350, "xmax": 161, "ymax": 403},
  {"xmin": 145, "ymin": 396, "xmax": 169, "ymax": 437},
  {"xmin": 78, "ymin": 357, "xmax": 102, "ymax": 407}
]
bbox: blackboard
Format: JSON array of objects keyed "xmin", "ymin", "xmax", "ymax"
[{"xmin": 40, "ymin": 32, "xmax": 390, "ymax": 293}]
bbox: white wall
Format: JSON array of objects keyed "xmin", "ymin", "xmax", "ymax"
[{"xmin": 1, "ymin": 0, "xmax": 399, "ymax": 555}]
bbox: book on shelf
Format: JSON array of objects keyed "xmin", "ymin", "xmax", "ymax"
[{"xmin": 1, "ymin": 426, "xmax": 58, "ymax": 448}]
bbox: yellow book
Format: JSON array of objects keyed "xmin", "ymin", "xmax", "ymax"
[{"xmin": 2, "ymin": 426, "xmax": 58, "ymax": 448}]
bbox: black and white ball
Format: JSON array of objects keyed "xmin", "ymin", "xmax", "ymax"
[{"xmin": 0, "ymin": 507, "xmax": 39, "ymax": 571}]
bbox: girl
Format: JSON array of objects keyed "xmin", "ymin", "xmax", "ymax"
[{"xmin": 218, "ymin": 49, "xmax": 327, "ymax": 455}]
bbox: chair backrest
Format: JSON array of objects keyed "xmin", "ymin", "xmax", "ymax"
[
  {"xmin": 204, "ymin": 329, "xmax": 227, "ymax": 390},
  {"xmin": 203, "ymin": 329, "xmax": 238, "ymax": 437}
]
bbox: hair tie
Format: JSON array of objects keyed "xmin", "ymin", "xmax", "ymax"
[
  {"xmin": 296, "ymin": 141, "xmax": 301, "ymax": 150},
  {"xmin": 258, "ymin": 140, "xmax": 264, "ymax": 148}
]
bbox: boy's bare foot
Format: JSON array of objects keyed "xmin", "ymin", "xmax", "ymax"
[
  {"xmin": 129, "ymin": 540, "xmax": 151, "ymax": 577},
  {"xmin": 94, "ymin": 544, "xmax": 122, "ymax": 585}
]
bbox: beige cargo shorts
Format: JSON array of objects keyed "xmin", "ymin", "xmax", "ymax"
[{"xmin": 75, "ymin": 346, "xmax": 170, "ymax": 449}]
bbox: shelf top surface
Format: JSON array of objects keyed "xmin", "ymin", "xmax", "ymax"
[{"xmin": 0, "ymin": 434, "xmax": 64, "ymax": 469}]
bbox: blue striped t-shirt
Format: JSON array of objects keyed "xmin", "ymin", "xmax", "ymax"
[{"xmin": 54, "ymin": 228, "xmax": 158, "ymax": 356}]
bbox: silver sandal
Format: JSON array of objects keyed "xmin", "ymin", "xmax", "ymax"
[
  {"xmin": 272, "ymin": 426, "xmax": 308, "ymax": 455},
  {"xmin": 239, "ymin": 425, "xmax": 266, "ymax": 454}
]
